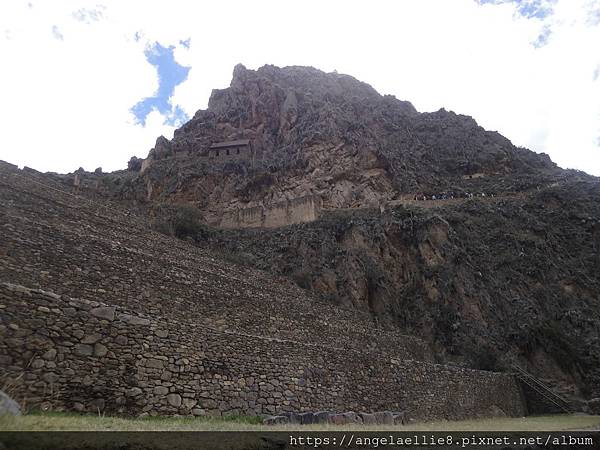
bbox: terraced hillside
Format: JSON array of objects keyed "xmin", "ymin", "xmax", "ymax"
[{"xmin": 0, "ymin": 162, "xmax": 526, "ymax": 420}]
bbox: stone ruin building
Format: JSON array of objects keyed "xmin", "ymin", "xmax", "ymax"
[{"xmin": 207, "ymin": 139, "xmax": 252, "ymax": 162}]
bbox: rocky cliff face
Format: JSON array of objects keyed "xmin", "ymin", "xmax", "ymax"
[
  {"xmin": 201, "ymin": 182, "xmax": 600, "ymax": 401},
  {"xmin": 57, "ymin": 64, "xmax": 599, "ymax": 404},
  {"xmin": 109, "ymin": 64, "xmax": 562, "ymax": 225}
]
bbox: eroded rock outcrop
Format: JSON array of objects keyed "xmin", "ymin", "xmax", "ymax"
[{"xmin": 112, "ymin": 64, "xmax": 561, "ymax": 229}]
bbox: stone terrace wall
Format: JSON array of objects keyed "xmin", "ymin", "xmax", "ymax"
[
  {"xmin": 0, "ymin": 283, "xmax": 526, "ymax": 420},
  {"xmin": 219, "ymin": 195, "xmax": 322, "ymax": 229},
  {"xmin": 0, "ymin": 166, "xmax": 429, "ymax": 362}
]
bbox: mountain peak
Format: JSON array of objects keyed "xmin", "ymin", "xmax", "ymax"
[{"xmin": 133, "ymin": 63, "xmax": 563, "ymax": 229}]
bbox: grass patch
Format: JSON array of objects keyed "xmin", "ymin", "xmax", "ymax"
[{"xmin": 0, "ymin": 412, "xmax": 598, "ymax": 432}]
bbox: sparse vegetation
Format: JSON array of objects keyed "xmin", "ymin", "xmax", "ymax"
[
  {"xmin": 151, "ymin": 203, "xmax": 213, "ymax": 240},
  {"xmin": 1, "ymin": 411, "xmax": 598, "ymax": 432}
]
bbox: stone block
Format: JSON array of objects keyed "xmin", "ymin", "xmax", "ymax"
[
  {"xmin": 42, "ymin": 349, "xmax": 57, "ymax": 360},
  {"xmin": 182, "ymin": 398, "xmax": 197, "ymax": 410},
  {"xmin": 74, "ymin": 344, "xmax": 93, "ymax": 356},
  {"xmin": 72, "ymin": 329, "xmax": 84, "ymax": 340},
  {"xmin": 359, "ymin": 412, "xmax": 377, "ymax": 425},
  {"xmin": 313, "ymin": 411, "xmax": 330, "ymax": 424},
  {"xmin": 299, "ymin": 412, "xmax": 314, "ymax": 424},
  {"xmin": 342, "ymin": 412, "xmax": 362, "ymax": 424},
  {"xmin": 94, "ymin": 343, "xmax": 108, "ymax": 357},
  {"xmin": 81, "ymin": 333, "xmax": 102, "ymax": 344},
  {"xmin": 30, "ymin": 359, "xmax": 44, "ymax": 369},
  {"xmin": 392, "ymin": 411, "xmax": 407, "ymax": 425},
  {"xmin": 153, "ymin": 386, "xmax": 169, "ymax": 396},
  {"xmin": 328, "ymin": 413, "xmax": 347, "ymax": 425},
  {"xmin": 120, "ymin": 314, "xmax": 150, "ymax": 326},
  {"xmin": 42, "ymin": 372, "xmax": 59, "ymax": 383},
  {"xmin": 127, "ymin": 387, "xmax": 142, "ymax": 397},
  {"xmin": 145, "ymin": 359, "xmax": 165, "ymax": 369},
  {"xmin": 73, "ymin": 402, "xmax": 85, "ymax": 412},
  {"xmin": 379, "ymin": 411, "xmax": 394, "ymax": 425},
  {"xmin": 167, "ymin": 393, "xmax": 182, "ymax": 407},
  {"xmin": 90, "ymin": 307, "xmax": 115, "ymax": 321}
]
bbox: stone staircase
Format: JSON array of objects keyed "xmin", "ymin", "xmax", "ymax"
[{"xmin": 512, "ymin": 364, "xmax": 574, "ymax": 414}]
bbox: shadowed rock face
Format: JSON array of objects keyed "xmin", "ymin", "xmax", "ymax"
[{"xmin": 205, "ymin": 182, "xmax": 600, "ymax": 398}]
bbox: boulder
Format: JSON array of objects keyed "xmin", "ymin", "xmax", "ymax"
[
  {"xmin": 313, "ymin": 411, "xmax": 330, "ymax": 424},
  {"xmin": 392, "ymin": 411, "xmax": 407, "ymax": 425},
  {"xmin": 374, "ymin": 411, "xmax": 394, "ymax": 425},
  {"xmin": 263, "ymin": 415, "xmax": 289, "ymax": 425},
  {"xmin": 588, "ymin": 398, "xmax": 600, "ymax": 415},
  {"xmin": 0, "ymin": 391, "xmax": 21, "ymax": 415},
  {"xmin": 281, "ymin": 411, "xmax": 300, "ymax": 424},
  {"xmin": 299, "ymin": 411, "xmax": 314, "ymax": 425},
  {"xmin": 73, "ymin": 402, "xmax": 85, "ymax": 412},
  {"xmin": 328, "ymin": 413, "xmax": 347, "ymax": 425},
  {"xmin": 380, "ymin": 411, "xmax": 394, "ymax": 425},
  {"xmin": 359, "ymin": 412, "xmax": 377, "ymax": 425},
  {"xmin": 342, "ymin": 411, "xmax": 362, "ymax": 424}
]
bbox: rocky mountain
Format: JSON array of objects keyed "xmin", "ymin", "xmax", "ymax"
[
  {"xmin": 55, "ymin": 64, "xmax": 600, "ymax": 403},
  {"xmin": 94, "ymin": 64, "xmax": 564, "ymax": 221}
]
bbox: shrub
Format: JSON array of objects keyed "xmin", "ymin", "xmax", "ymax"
[{"xmin": 151, "ymin": 204, "xmax": 211, "ymax": 241}]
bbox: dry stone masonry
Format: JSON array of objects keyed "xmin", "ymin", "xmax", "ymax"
[
  {"xmin": 0, "ymin": 162, "xmax": 527, "ymax": 420},
  {"xmin": 1, "ymin": 283, "xmax": 525, "ymax": 419}
]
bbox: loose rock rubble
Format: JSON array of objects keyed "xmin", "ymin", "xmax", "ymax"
[{"xmin": 262, "ymin": 410, "xmax": 407, "ymax": 426}]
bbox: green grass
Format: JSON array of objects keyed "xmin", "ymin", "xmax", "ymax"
[{"xmin": 0, "ymin": 412, "xmax": 598, "ymax": 432}]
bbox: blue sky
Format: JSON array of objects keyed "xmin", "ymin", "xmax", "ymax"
[
  {"xmin": 479, "ymin": 0, "xmax": 556, "ymax": 19},
  {"xmin": 479, "ymin": 0, "xmax": 557, "ymax": 46},
  {"xmin": 130, "ymin": 42, "xmax": 190, "ymax": 127},
  {"xmin": 0, "ymin": 0, "xmax": 598, "ymax": 175}
]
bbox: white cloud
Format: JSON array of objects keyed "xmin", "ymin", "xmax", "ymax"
[{"xmin": 0, "ymin": 0, "xmax": 598, "ymax": 175}]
